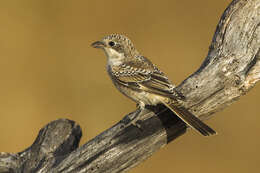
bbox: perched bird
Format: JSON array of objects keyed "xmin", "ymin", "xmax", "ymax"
[{"xmin": 91, "ymin": 34, "xmax": 216, "ymax": 136}]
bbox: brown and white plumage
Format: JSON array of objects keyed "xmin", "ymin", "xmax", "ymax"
[{"xmin": 92, "ymin": 34, "xmax": 216, "ymax": 136}]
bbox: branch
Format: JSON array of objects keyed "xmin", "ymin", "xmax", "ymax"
[{"xmin": 0, "ymin": 0, "xmax": 259, "ymax": 172}]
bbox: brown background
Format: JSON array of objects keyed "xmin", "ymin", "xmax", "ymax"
[{"xmin": 0, "ymin": 0, "xmax": 259, "ymax": 173}]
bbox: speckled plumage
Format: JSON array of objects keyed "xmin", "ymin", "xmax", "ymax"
[{"xmin": 92, "ymin": 34, "xmax": 216, "ymax": 136}]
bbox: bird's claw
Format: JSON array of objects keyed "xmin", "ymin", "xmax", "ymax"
[{"xmin": 121, "ymin": 108, "xmax": 143, "ymax": 129}]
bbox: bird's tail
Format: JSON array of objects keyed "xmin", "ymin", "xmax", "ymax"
[{"xmin": 161, "ymin": 100, "xmax": 217, "ymax": 136}]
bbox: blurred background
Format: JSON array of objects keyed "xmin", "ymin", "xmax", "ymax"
[{"xmin": 0, "ymin": 0, "xmax": 259, "ymax": 173}]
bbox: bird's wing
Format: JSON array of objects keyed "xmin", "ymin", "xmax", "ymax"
[{"xmin": 111, "ymin": 57, "xmax": 183, "ymax": 99}]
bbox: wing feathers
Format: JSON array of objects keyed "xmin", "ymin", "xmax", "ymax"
[{"xmin": 112, "ymin": 58, "xmax": 177, "ymax": 98}]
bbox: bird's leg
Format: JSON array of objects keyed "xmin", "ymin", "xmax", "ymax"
[
  {"xmin": 130, "ymin": 106, "xmax": 143, "ymax": 128},
  {"xmin": 122, "ymin": 103, "xmax": 145, "ymax": 128}
]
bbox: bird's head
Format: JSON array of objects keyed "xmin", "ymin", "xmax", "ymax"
[{"xmin": 91, "ymin": 34, "xmax": 139, "ymax": 65}]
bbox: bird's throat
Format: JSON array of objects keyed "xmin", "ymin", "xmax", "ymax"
[{"xmin": 105, "ymin": 48, "xmax": 125, "ymax": 66}]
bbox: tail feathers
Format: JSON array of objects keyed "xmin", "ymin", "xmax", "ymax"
[{"xmin": 163, "ymin": 102, "xmax": 217, "ymax": 136}]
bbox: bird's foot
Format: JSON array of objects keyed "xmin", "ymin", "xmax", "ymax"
[{"xmin": 122, "ymin": 108, "xmax": 143, "ymax": 129}]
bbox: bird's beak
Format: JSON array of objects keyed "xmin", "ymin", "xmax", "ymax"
[{"xmin": 91, "ymin": 41, "xmax": 105, "ymax": 48}]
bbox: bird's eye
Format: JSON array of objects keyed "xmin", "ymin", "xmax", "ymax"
[{"xmin": 108, "ymin": 41, "xmax": 115, "ymax": 47}]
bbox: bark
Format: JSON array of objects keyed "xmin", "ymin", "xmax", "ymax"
[{"xmin": 0, "ymin": 0, "xmax": 259, "ymax": 172}]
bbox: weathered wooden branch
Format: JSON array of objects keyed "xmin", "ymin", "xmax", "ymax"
[{"xmin": 0, "ymin": 0, "xmax": 259, "ymax": 172}]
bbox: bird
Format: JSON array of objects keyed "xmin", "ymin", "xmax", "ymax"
[{"xmin": 91, "ymin": 34, "xmax": 216, "ymax": 136}]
